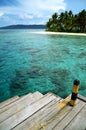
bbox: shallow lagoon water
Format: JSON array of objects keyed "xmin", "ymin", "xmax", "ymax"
[{"xmin": 0, "ymin": 29, "xmax": 86, "ymax": 102}]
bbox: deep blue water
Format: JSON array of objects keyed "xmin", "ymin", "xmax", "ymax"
[{"xmin": 0, "ymin": 29, "xmax": 86, "ymax": 102}]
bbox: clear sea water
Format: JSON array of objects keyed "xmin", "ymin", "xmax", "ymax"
[{"xmin": 0, "ymin": 29, "xmax": 86, "ymax": 102}]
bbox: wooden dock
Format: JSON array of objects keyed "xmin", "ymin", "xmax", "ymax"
[{"xmin": 0, "ymin": 91, "xmax": 86, "ymax": 130}]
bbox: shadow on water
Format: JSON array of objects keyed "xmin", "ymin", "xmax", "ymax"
[
  {"xmin": 10, "ymin": 69, "xmax": 29, "ymax": 96},
  {"xmin": 10, "ymin": 66, "xmax": 47, "ymax": 96},
  {"xmin": 20, "ymin": 47, "xmax": 42, "ymax": 56},
  {"xmin": 0, "ymin": 59, "xmax": 6, "ymax": 68},
  {"xmin": 78, "ymin": 52, "xmax": 86, "ymax": 58},
  {"xmin": 79, "ymin": 64, "xmax": 86, "ymax": 70},
  {"xmin": 50, "ymin": 69, "xmax": 71, "ymax": 98},
  {"xmin": 10, "ymin": 67, "xmax": 71, "ymax": 98}
]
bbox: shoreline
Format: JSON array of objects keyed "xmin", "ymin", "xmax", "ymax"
[{"xmin": 33, "ymin": 31, "xmax": 86, "ymax": 36}]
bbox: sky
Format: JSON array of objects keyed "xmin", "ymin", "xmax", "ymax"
[{"xmin": 0, "ymin": 0, "xmax": 86, "ymax": 27}]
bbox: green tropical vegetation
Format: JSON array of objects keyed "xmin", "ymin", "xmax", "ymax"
[{"xmin": 46, "ymin": 10, "xmax": 86, "ymax": 33}]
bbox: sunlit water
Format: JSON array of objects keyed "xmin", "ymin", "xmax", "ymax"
[{"xmin": 0, "ymin": 29, "xmax": 86, "ymax": 102}]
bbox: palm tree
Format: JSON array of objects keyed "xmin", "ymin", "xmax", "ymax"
[
  {"xmin": 72, "ymin": 14, "xmax": 80, "ymax": 32},
  {"xmin": 46, "ymin": 13, "xmax": 59, "ymax": 31},
  {"xmin": 46, "ymin": 10, "xmax": 86, "ymax": 33},
  {"xmin": 46, "ymin": 18, "xmax": 53, "ymax": 31},
  {"xmin": 67, "ymin": 11, "xmax": 73, "ymax": 31},
  {"xmin": 59, "ymin": 12, "xmax": 65, "ymax": 31},
  {"xmin": 78, "ymin": 10, "xmax": 86, "ymax": 33},
  {"xmin": 52, "ymin": 13, "xmax": 58, "ymax": 23}
]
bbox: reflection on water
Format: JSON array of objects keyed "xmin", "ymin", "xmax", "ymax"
[{"xmin": 0, "ymin": 30, "xmax": 86, "ymax": 102}]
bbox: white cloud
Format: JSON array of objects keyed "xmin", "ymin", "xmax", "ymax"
[
  {"xmin": 2, "ymin": 0, "xmax": 66, "ymax": 16},
  {"xmin": 19, "ymin": 0, "xmax": 66, "ymax": 22},
  {"xmin": 20, "ymin": 0, "xmax": 66, "ymax": 14},
  {"xmin": 20, "ymin": 13, "xmax": 34, "ymax": 20},
  {"xmin": 0, "ymin": 0, "xmax": 66, "ymax": 26},
  {"xmin": 0, "ymin": 11, "xmax": 4, "ymax": 17}
]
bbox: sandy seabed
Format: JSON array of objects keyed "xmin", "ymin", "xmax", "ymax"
[{"xmin": 33, "ymin": 31, "xmax": 86, "ymax": 36}]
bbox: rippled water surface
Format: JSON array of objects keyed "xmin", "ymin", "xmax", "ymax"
[{"xmin": 0, "ymin": 29, "xmax": 86, "ymax": 102}]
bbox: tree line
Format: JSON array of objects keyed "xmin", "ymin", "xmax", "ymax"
[{"xmin": 46, "ymin": 10, "xmax": 86, "ymax": 33}]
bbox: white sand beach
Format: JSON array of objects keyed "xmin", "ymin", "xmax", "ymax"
[{"xmin": 33, "ymin": 31, "xmax": 86, "ymax": 36}]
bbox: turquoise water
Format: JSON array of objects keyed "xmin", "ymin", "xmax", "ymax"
[{"xmin": 0, "ymin": 29, "xmax": 86, "ymax": 102}]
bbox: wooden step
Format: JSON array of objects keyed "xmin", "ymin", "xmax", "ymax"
[
  {"xmin": 0, "ymin": 93, "xmax": 31, "ymax": 122},
  {"xmin": 0, "ymin": 92, "xmax": 43, "ymax": 114},
  {"xmin": 43, "ymin": 99, "xmax": 81, "ymax": 130},
  {"xmin": 18, "ymin": 95, "xmax": 71, "ymax": 130},
  {"xmin": 0, "ymin": 93, "xmax": 56, "ymax": 130},
  {"xmin": 21, "ymin": 95, "xmax": 70, "ymax": 130},
  {"xmin": 0, "ymin": 93, "xmax": 34, "ymax": 114},
  {"xmin": 53, "ymin": 100, "xmax": 85, "ymax": 130},
  {"xmin": 13, "ymin": 95, "xmax": 62, "ymax": 130},
  {"xmin": 64, "ymin": 104, "xmax": 86, "ymax": 130},
  {"xmin": 0, "ymin": 92, "xmax": 43, "ymax": 123},
  {"xmin": 32, "ymin": 91, "xmax": 43, "ymax": 99},
  {"xmin": 0, "ymin": 96, "xmax": 19, "ymax": 109},
  {"xmin": 44, "ymin": 105, "xmax": 72, "ymax": 130}
]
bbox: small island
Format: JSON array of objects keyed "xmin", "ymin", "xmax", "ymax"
[
  {"xmin": 46, "ymin": 10, "xmax": 86, "ymax": 33},
  {"xmin": 0, "ymin": 24, "xmax": 46, "ymax": 29}
]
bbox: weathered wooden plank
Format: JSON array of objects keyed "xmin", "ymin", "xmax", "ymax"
[
  {"xmin": 44, "ymin": 105, "xmax": 72, "ymax": 130},
  {"xmin": 44, "ymin": 99, "xmax": 81, "ymax": 130},
  {"xmin": 26, "ymin": 95, "xmax": 71, "ymax": 130},
  {"xmin": 64, "ymin": 104, "xmax": 86, "ymax": 130},
  {"xmin": 33, "ymin": 91, "xmax": 43, "ymax": 99},
  {"xmin": 0, "ymin": 93, "xmax": 32, "ymax": 114},
  {"xmin": 15, "ymin": 95, "xmax": 70, "ymax": 130},
  {"xmin": 77, "ymin": 94, "xmax": 86, "ymax": 102},
  {"xmin": 53, "ymin": 100, "xmax": 85, "ymax": 130},
  {"xmin": 0, "ymin": 92, "xmax": 43, "ymax": 123},
  {"xmin": 28, "ymin": 100, "xmax": 65, "ymax": 130},
  {"xmin": 13, "ymin": 96, "xmax": 62, "ymax": 130},
  {"xmin": 0, "ymin": 93, "xmax": 56, "ymax": 130},
  {"xmin": 0, "ymin": 96, "xmax": 19, "ymax": 109}
]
